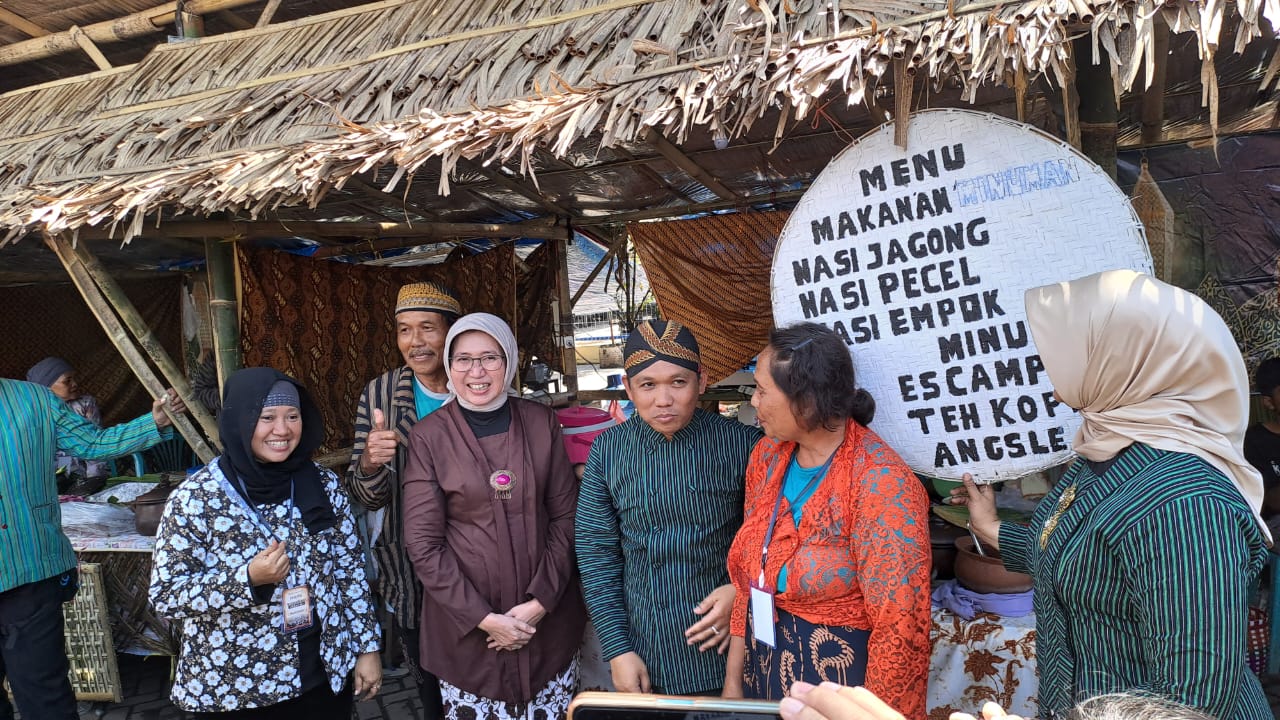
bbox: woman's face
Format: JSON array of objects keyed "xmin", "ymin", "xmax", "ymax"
[
  {"xmin": 251, "ymin": 404, "xmax": 302, "ymax": 463},
  {"xmin": 751, "ymin": 348, "xmax": 804, "ymax": 442},
  {"xmin": 450, "ymin": 331, "xmax": 507, "ymax": 407},
  {"xmin": 50, "ymin": 372, "xmax": 80, "ymax": 401}
]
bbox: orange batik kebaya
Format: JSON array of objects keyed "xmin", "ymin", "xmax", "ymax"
[{"xmin": 726, "ymin": 420, "xmax": 932, "ymax": 719}]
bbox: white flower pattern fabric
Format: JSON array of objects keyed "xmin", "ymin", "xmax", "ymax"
[{"xmin": 149, "ymin": 460, "xmax": 380, "ymax": 712}]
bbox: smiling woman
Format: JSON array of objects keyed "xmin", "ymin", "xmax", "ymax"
[
  {"xmin": 149, "ymin": 368, "xmax": 382, "ymax": 718},
  {"xmin": 403, "ymin": 313, "xmax": 586, "ymax": 720}
]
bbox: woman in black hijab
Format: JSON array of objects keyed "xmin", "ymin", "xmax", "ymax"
[{"xmin": 150, "ymin": 368, "xmax": 382, "ymax": 718}]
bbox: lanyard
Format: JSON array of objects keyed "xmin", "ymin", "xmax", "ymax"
[
  {"xmin": 758, "ymin": 443, "xmax": 839, "ymax": 586},
  {"xmin": 222, "ymin": 472, "xmax": 295, "ymax": 544}
]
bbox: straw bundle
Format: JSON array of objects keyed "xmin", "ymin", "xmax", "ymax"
[{"xmin": 0, "ymin": 0, "xmax": 1273, "ymax": 241}]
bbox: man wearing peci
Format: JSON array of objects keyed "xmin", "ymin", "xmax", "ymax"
[
  {"xmin": 344, "ymin": 281, "xmax": 462, "ymax": 720},
  {"xmin": 576, "ymin": 319, "xmax": 762, "ymax": 695}
]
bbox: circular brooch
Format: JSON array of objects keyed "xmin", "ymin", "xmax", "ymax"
[{"xmin": 489, "ymin": 470, "xmax": 516, "ymax": 500}]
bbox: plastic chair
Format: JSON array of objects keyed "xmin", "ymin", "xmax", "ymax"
[{"xmin": 140, "ymin": 436, "xmax": 195, "ymax": 474}]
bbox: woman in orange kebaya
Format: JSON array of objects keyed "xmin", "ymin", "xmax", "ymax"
[{"xmin": 723, "ymin": 322, "xmax": 931, "ymax": 719}]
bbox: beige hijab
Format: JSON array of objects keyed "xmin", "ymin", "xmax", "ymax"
[{"xmin": 1025, "ymin": 269, "xmax": 1269, "ymax": 541}]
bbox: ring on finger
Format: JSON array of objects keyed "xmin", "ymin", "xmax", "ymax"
[{"xmin": 711, "ymin": 626, "xmax": 720, "ymax": 635}]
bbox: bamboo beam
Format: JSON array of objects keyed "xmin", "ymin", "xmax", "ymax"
[
  {"xmin": 66, "ymin": 238, "xmax": 221, "ymax": 447},
  {"xmin": 575, "ymin": 189, "xmax": 807, "ymax": 226},
  {"xmin": 74, "ymin": 219, "xmax": 572, "ymax": 241},
  {"xmin": 643, "ymin": 127, "xmax": 741, "ymax": 201},
  {"xmin": 205, "ymin": 238, "xmax": 241, "ymax": 391},
  {"xmin": 43, "ymin": 233, "xmax": 217, "ymax": 464},
  {"xmin": 570, "ymin": 241, "xmax": 619, "ymax": 307},
  {"xmin": 255, "ymin": 0, "xmax": 284, "ymax": 27},
  {"xmin": 457, "ymin": 159, "xmax": 573, "ymax": 217},
  {"xmin": 1140, "ymin": 17, "xmax": 1170, "ymax": 145},
  {"xmin": 0, "ymin": 8, "xmax": 50, "ymax": 38},
  {"xmin": 68, "ymin": 26, "xmax": 112, "ymax": 71},
  {"xmin": 345, "ymin": 177, "xmax": 440, "ymax": 221},
  {"xmin": 0, "ymin": 0, "xmax": 262, "ymax": 68}
]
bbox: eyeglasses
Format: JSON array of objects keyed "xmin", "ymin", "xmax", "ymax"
[{"xmin": 451, "ymin": 354, "xmax": 506, "ymax": 372}]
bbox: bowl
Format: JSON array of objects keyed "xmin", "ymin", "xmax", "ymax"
[
  {"xmin": 953, "ymin": 536, "xmax": 1033, "ymax": 594},
  {"xmin": 930, "ymin": 477, "xmax": 964, "ymax": 498}
]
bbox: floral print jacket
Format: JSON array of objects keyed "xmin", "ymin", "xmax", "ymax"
[{"xmin": 149, "ymin": 460, "xmax": 380, "ymax": 711}]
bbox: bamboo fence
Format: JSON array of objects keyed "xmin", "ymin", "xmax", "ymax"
[{"xmin": 0, "ymin": 0, "xmax": 1273, "ymax": 242}]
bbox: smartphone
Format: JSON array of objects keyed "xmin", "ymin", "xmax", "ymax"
[{"xmin": 568, "ymin": 691, "xmax": 782, "ymax": 720}]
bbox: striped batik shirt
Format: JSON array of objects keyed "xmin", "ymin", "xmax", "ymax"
[
  {"xmin": 0, "ymin": 378, "xmax": 169, "ymax": 594},
  {"xmin": 1000, "ymin": 443, "xmax": 1272, "ymax": 720},
  {"xmin": 576, "ymin": 408, "xmax": 761, "ymax": 694}
]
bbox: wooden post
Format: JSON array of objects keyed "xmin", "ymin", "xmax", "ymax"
[
  {"xmin": 44, "ymin": 233, "xmax": 217, "ymax": 464},
  {"xmin": 556, "ymin": 233, "xmax": 579, "ymax": 398},
  {"xmin": 205, "ymin": 238, "xmax": 242, "ymax": 390},
  {"xmin": 67, "ymin": 239, "xmax": 221, "ymax": 447},
  {"xmin": 1140, "ymin": 17, "xmax": 1170, "ymax": 146},
  {"xmin": 1072, "ymin": 36, "xmax": 1118, "ymax": 179}
]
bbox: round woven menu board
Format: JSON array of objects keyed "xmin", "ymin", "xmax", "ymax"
[{"xmin": 771, "ymin": 109, "xmax": 1152, "ymax": 482}]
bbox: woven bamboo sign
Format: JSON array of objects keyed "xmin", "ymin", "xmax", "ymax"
[{"xmin": 771, "ymin": 109, "xmax": 1152, "ymax": 481}]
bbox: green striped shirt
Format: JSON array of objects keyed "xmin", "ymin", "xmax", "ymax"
[
  {"xmin": 576, "ymin": 408, "xmax": 761, "ymax": 694},
  {"xmin": 1000, "ymin": 443, "xmax": 1271, "ymax": 719},
  {"xmin": 0, "ymin": 379, "xmax": 170, "ymax": 593}
]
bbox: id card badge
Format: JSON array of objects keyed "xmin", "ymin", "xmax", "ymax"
[
  {"xmin": 749, "ymin": 577, "xmax": 776, "ymax": 648},
  {"xmin": 281, "ymin": 585, "xmax": 313, "ymax": 633}
]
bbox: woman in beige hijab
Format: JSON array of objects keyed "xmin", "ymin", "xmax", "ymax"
[{"xmin": 955, "ymin": 269, "xmax": 1271, "ymax": 720}]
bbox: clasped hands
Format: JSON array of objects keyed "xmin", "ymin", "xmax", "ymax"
[{"xmin": 481, "ymin": 598, "xmax": 546, "ymax": 652}]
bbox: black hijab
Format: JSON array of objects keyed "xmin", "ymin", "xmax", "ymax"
[{"xmin": 217, "ymin": 367, "xmax": 335, "ymax": 533}]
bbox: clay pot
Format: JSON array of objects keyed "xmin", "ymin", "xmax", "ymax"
[
  {"xmin": 953, "ymin": 536, "xmax": 1033, "ymax": 594},
  {"xmin": 930, "ymin": 518, "xmax": 966, "ymax": 580},
  {"xmin": 129, "ymin": 475, "xmax": 180, "ymax": 536}
]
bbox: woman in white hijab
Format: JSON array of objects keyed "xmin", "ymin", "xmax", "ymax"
[
  {"xmin": 955, "ymin": 269, "xmax": 1271, "ymax": 720},
  {"xmin": 401, "ymin": 313, "xmax": 586, "ymax": 720}
]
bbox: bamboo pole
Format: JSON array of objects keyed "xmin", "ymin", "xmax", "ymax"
[
  {"xmin": 205, "ymin": 238, "xmax": 241, "ymax": 392},
  {"xmin": 43, "ymin": 233, "xmax": 217, "ymax": 464},
  {"xmin": 554, "ymin": 234, "xmax": 578, "ymax": 396},
  {"xmin": 1140, "ymin": 17, "xmax": 1170, "ymax": 145},
  {"xmin": 1073, "ymin": 36, "xmax": 1118, "ymax": 179},
  {"xmin": 75, "ymin": 219, "xmax": 572, "ymax": 242},
  {"xmin": 67, "ymin": 238, "xmax": 221, "ymax": 448},
  {"xmin": 0, "ymin": 0, "xmax": 263, "ymax": 68}
]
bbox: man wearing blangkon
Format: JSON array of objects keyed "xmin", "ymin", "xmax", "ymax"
[{"xmin": 576, "ymin": 319, "xmax": 762, "ymax": 695}]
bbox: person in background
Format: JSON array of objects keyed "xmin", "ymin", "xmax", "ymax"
[
  {"xmin": 344, "ymin": 280, "xmax": 461, "ymax": 716},
  {"xmin": 576, "ymin": 319, "xmax": 762, "ymax": 696},
  {"xmin": 1243, "ymin": 357, "xmax": 1280, "ymax": 535},
  {"xmin": 27, "ymin": 356, "xmax": 110, "ymax": 493},
  {"xmin": 403, "ymin": 313, "xmax": 584, "ymax": 720},
  {"xmin": 723, "ymin": 322, "xmax": 931, "ymax": 718},
  {"xmin": 956, "ymin": 270, "xmax": 1272, "ymax": 720},
  {"xmin": 150, "ymin": 368, "xmax": 381, "ymax": 717},
  {"xmin": 1, "ymin": 376, "xmax": 184, "ymax": 720}
]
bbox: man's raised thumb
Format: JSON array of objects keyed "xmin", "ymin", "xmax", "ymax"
[{"xmin": 372, "ymin": 408, "xmax": 387, "ymax": 431}]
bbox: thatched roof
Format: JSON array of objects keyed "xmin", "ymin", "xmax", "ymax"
[{"xmin": 0, "ymin": 0, "xmax": 1275, "ymax": 249}]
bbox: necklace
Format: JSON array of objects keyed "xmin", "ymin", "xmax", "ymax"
[{"xmin": 1038, "ymin": 483, "xmax": 1078, "ymax": 550}]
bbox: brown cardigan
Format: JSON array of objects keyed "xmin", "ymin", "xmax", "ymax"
[{"xmin": 402, "ymin": 398, "xmax": 586, "ymax": 703}]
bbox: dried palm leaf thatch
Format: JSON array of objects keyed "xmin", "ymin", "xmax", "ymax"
[{"xmin": 0, "ymin": 0, "xmax": 1274, "ymax": 242}]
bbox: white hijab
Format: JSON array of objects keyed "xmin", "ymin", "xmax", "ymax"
[
  {"xmin": 1025, "ymin": 269, "xmax": 1269, "ymax": 542},
  {"xmin": 444, "ymin": 313, "xmax": 519, "ymax": 413}
]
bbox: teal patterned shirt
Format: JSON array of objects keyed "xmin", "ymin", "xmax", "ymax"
[
  {"xmin": 1000, "ymin": 443, "xmax": 1271, "ymax": 720},
  {"xmin": 0, "ymin": 378, "xmax": 170, "ymax": 593},
  {"xmin": 576, "ymin": 408, "xmax": 761, "ymax": 694}
]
